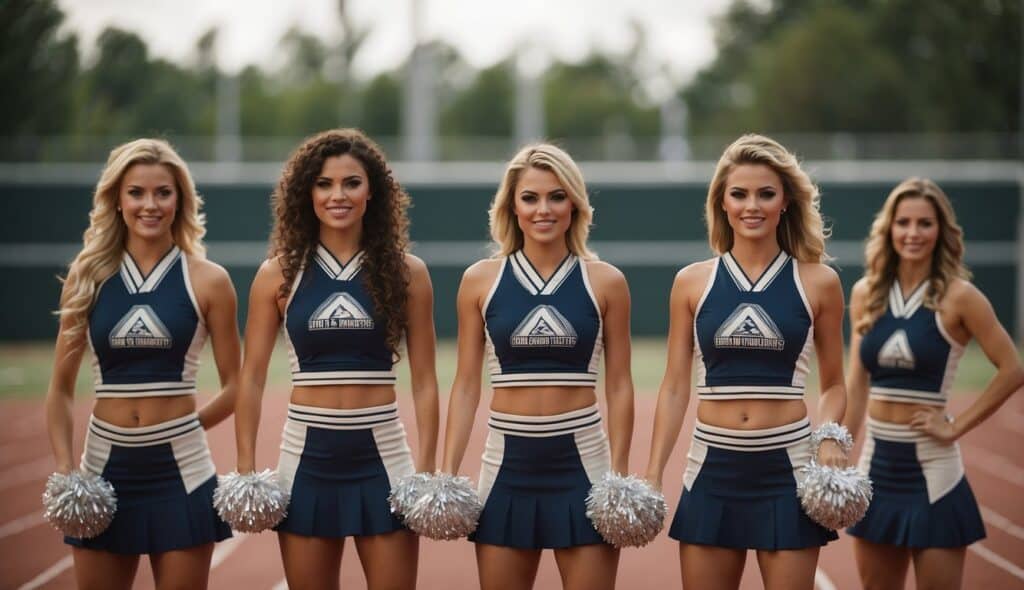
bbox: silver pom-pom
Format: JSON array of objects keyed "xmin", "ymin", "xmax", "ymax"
[
  {"xmin": 809, "ymin": 421, "xmax": 854, "ymax": 456},
  {"xmin": 213, "ymin": 470, "xmax": 290, "ymax": 533},
  {"xmin": 585, "ymin": 473, "xmax": 667, "ymax": 548},
  {"xmin": 401, "ymin": 473, "xmax": 483, "ymax": 540},
  {"xmin": 42, "ymin": 471, "xmax": 117, "ymax": 538},
  {"xmin": 798, "ymin": 462, "xmax": 873, "ymax": 529},
  {"xmin": 389, "ymin": 472, "xmax": 433, "ymax": 519}
]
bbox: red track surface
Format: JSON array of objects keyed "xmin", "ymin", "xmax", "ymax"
[{"xmin": 1, "ymin": 391, "xmax": 1022, "ymax": 589}]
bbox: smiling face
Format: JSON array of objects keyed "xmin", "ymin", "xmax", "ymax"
[
  {"xmin": 118, "ymin": 163, "xmax": 178, "ymax": 242},
  {"xmin": 512, "ymin": 166, "xmax": 575, "ymax": 248},
  {"xmin": 890, "ymin": 196, "xmax": 939, "ymax": 263},
  {"xmin": 722, "ymin": 163, "xmax": 787, "ymax": 244},
  {"xmin": 312, "ymin": 153, "xmax": 371, "ymax": 234}
]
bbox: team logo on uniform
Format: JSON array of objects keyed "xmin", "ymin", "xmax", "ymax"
[
  {"xmin": 714, "ymin": 303, "xmax": 785, "ymax": 351},
  {"xmin": 878, "ymin": 330, "xmax": 915, "ymax": 369},
  {"xmin": 308, "ymin": 292, "xmax": 374, "ymax": 330},
  {"xmin": 109, "ymin": 305, "xmax": 172, "ymax": 349},
  {"xmin": 511, "ymin": 305, "xmax": 577, "ymax": 347}
]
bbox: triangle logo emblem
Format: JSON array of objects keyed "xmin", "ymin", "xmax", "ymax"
[
  {"xmin": 511, "ymin": 305, "xmax": 578, "ymax": 348},
  {"xmin": 109, "ymin": 305, "xmax": 172, "ymax": 348},
  {"xmin": 714, "ymin": 303, "xmax": 785, "ymax": 351},
  {"xmin": 309, "ymin": 292, "xmax": 374, "ymax": 330},
  {"xmin": 878, "ymin": 330, "xmax": 915, "ymax": 369}
]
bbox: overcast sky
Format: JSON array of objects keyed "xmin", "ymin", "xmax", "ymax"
[{"xmin": 56, "ymin": 0, "xmax": 730, "ymax": 88}]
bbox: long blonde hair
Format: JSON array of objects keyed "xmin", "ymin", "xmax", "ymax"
[
  {"xmin": 705, "ymin": 134, "xmax": 829, "ymax": 263},
  {"xmin": 488, "ymin": 143, "xmax": 597, "ymax": 260},
  {"xmin": 855, "ymin": 177, "xmax": 970, "ymax": 334},
  {"xmin": 59, "ymin": 138, "xmax": 206, "ymax": 346}
]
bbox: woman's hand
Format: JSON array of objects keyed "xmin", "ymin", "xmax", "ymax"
[
  {"xmin": 815, "ymin": 439, "xmax": 848, "ymax": 468},
  {"xmin": 910, "ymin": 407, "xmax": 957, "ymax": 443}
]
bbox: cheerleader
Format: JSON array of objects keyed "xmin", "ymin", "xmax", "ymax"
[
  {"xmin": 234, "ymin": 129, "xmax": 439, "ymax": 590},
  {"xmin": 441, "ymin": 143, "xmax": 634, "ymax": 589},
  {"xmin": 645, "ymin": 134, "xmax": 848, "ymax": 590},
  {"xmin": 45, "ymin": 139, "xmax": 239, "ymax": 589},
  {"xmin": 844, "ymin": 178, "xmax": 1024, "ymax": 590}
]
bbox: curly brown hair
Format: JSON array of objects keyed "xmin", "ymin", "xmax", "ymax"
[{"xmin": 270, "ymin": 129, "xmax": 412, "ymax": 356}]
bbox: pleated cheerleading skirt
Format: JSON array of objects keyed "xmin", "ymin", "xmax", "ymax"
[
  {"xmin": 65, "ymin": 413, "xmax": 232, "ymax": 554},
  {"xmin": 668, "ymin": 417, "xmax": 837, "ymax": 550},
  {"xmin": 846, "ymin": 418, "xmax": 985, "ymax": 548},
  {"xmin": 274, "ymin": 402, "xmax": 415, "ymax": 538},
  {"xmin": 471, "ymin": 404, "xmax": 611, "ymax": 549}
]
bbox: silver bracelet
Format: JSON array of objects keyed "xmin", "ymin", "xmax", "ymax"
[{"xmin": 809, "ymin": 421, "xmax": 854, "ymax": 456}]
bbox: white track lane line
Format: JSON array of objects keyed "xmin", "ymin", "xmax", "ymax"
[
  {"xmin": 0, "ymin": 510, "xmax": 44, "ymax": 539},
  {"xmin": 0, "ymin": 456, "xmax": 54, "ymax": 492},
  {"xmin": 969, "ymin": 544, "xmax": 1024, "ymax": 582},
  {"xmin": 814, "ymin": 567, "xmax": 837, "ymax": 590},
  {"xmin": 271, "ymin": 578, "xmax": 288, "ymax": 590},
  {"xmin": 980, "ymin": 505, "xmax": 1024, "ymax": 541},
  {"xmin": 964, "ymin": 446, "xmax": 1024, "ymax": 488},
  {"xmin": 17, "ymin": 554, "xmax": 73, "ymax": 590},
  {"xmin": 210, "ymin": 533, "xmax": 248, "ymax": 569}
]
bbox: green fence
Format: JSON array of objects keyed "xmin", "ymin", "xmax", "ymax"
[{"xmin": 1, "ymin": 161, "xmax": 1019, "ymax": 340}]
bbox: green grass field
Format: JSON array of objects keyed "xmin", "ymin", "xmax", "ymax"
[{"xmin": 1, "ymin": 338, "xmax": 1013, "ymax": 400}]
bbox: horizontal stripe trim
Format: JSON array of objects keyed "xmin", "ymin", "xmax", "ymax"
[
  {"xmin": 695, "ymin": 423, "xmax": 810, "ymax": 441},
  {"xmin": 492, "ymin": 381, "xmax": 599, "ymax": 388},
  {"xmin": 696, "ymin": 385, "xmax": 804, "ymax": 394},
  {"xmin": 0, "ymin": 239, "xmax": 1017, "ymax": 268},
  {"xmin": 292, "ymin": 379, "xmax": 398, "ymax": 386},
  {"xmin": 90, "ymin": 419, "xmax": 198, "ymax": 440},
  {"xmin": 489, "ymin": 411, "xmax": 600, "ymax": 428},
  {"xmin": 870, "ymin": 386, "xmax": 944, "ymax": 398},
  {"xmin": 867, "ymin": 418, "xmax": 935, "ymax": 442},
  {"xmin": 94, "ymin": 390, "xmax": 196, "ymax": 399},
  {"xmin": 286, "ymin": 415, "xmax": 399, "ymax": 430},
  {"xmin": 490, "ymin": 417, "xmax": 603, "ymax": 437},
  {"xmin": 87, "ymin": 417, "xmax": 201, "ymax": 446},
  {"xmin": 95, "ymin": 381, "xmax": 197, "ymax": 391},
  {"xmin": 869, "ymin": 394, "xmax": 946, "ymax": 406},
  {"xmin": 693, "ymin": 435, "xmax": 807, "ymax": 452},
  {"xmin": 89, "ymin": 412, "xmax": 199, "ymax": 435},
  {"xmin": 286, "ymin": 404, "xmax": 398, "ymax": 419},
  {"xmin": 489, "ymin": 414, "xmax": 600, "ymax": 433},
  {"xmin": 292, "ymin": 371, "xmax": 396, "ymax": 379}
]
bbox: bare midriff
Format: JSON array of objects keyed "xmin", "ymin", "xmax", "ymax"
[
  {"xmin": 697, "ymin": 398, "xmax": 808, "ymax": 430},
  {"xmin": 491, "ymin": 386, "xmax": 598, "ymax": 416},
  {"xmin": 93, "ymin": 395, "xmax": 198, "ymax": 428},
  {"xmin": 291, "ymin": 384, "xmax": 398, "ymax": 410},
  {"xmin": 868, "ymin": 398, "xmax": 938, "ymax": 424}
]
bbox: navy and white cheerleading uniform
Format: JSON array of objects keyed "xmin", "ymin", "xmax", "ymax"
[
  {"xmin": 472, "ymin": 251, "xmax": 611, "ymax": 549},
  {"xmin": 668, "ymin": 251, "xmax": 836, "ymax": 549},
  {"xmin": 67, "ymin": 246, "xmax": 231, "ymax": 553},
  {"xmin": 847, "ymin": 282, "xmax": 984, "ymax": 547},
  {"xmin": 274, "ymin": 245, "xmax": 415, "ymax": 538}
]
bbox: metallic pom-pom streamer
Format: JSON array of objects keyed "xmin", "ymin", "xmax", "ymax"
[
  {"xmin": 213, "ymin": 470, "xmax": 290, "ymax": 533},
  {"xmin": 42, "ymin": 471, "xmax": 117, "ymax": 538},
  {"xmin": 401, "ymin": 473, "xmax": 482, "ymax": 540},
  {"xmin": 389, "ymin": 472, "xmax": 433, "ymax": 519},
  {"xmin": 809, "ymin": 421, "xmax": 854, "ymax": 456},
  {"xmin": 798, "ymin": 462, "xmax": 873, "ymax": 530},
  {"xmin": 585, "ymin": 473, "xmax": 667, "ymax": 548}
]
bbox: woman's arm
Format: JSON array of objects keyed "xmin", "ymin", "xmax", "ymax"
[
  {"xmin": 45, "ymin": 279, "xmax": 88, "ymax": 474},
  {"xmin": 842, "ymin": 279, "xmax": 871, "ymax": 441},
  {"xmin": 644, "ymin": 264, "xmax": 703, "ymax": 488},
  {"xmin": 804, "ymin": 263, "xmax": 848, "ymax": 467},
  {"xmin": 404, "ymin": 254, "xmax": 440, "ymax": 473},
  {"xmin": 440, "ymin": 261, "xmax": 491, "ymax": 475},
  {"xmin": 590, "ymin": 262, "xmax": 635, "ymax": 474},
  {"xmin": 911, "ymin": 281, "xmax": 1024, "ymax": 441},
  {"xmin": 190, "ymin": 258, "xmax": 242, "ymax": 430},
  {"xmin": 234, "ymin": 260, "xmax": 286, "ymax": 473}
]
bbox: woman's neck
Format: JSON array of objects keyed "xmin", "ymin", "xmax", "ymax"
[
  {"xmin": 521, "ymin": 239, "xmax": 571, "ymax": 276},
  {"xmin": 124, "ymin": 233, "xmax": 175, "ymax": 273},
  {"xmin": 895, "ymin": 258, "xmax": 930, "ymax": 294},
  {"xmin": 728, "ymin": 237, "xmax": 782, "ymax": 272},
  {"xmin": 320, "ymin": 227, "xmax": 362, "ymax": 262}
]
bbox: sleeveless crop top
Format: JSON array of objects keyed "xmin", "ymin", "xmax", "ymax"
[
  {"xmin": 283, "ymin": 245, "xmax": 396, "ymax": 386},
  {"xmin": 693, "ymin": 251, "xmax": 814, "ymax": 400},
  {"xmin": 859, "ymin": 281, "xmax": 964, "ymax": 406},
  {"xmin": 88, "ymin": 246, "xmax": 206, "ymax": 397},
  {"xmin": 483, "ymin": 251, "xmax": 603, "ymax": 388}
]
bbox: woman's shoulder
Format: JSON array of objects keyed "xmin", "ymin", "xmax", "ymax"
[{"xmin": 184, "ymin": 254, "xmax": 233, "ymax": 291}]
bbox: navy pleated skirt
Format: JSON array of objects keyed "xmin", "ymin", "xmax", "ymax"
[
  {"xmin": 275, "ymin": 402, "xmax": 415, "ymax": 538},
  {"xmin": 471, "ymin": 404, "xmax": 611, "ymax": 549},
  {"xmin": 65, "ymin": 413, "xmax": 232, "ymax": 554},
  {"xmin": 847, "ymin": 418, "xmax": 985, "ymax": 547},
  {"xmin": 669, "ymin": 417, "xmax": 837, "ymax": 550}
]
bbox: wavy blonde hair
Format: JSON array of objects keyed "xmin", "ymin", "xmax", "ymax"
[
  {"xmin": 488, "ymin": 143, "xmax": 597, "ymax": 260},
  {"xmin": 705, "ymin": 134, "xmax": 829, "ymax": 263},
  {"xmin": 855, "ymin": 177, "xmax": 970, "ymax": 334},
  {"xmin": 58, "ymin": 138, "xmax": 206, "ymax": 346}
]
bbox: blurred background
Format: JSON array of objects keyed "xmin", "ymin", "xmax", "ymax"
[{"xmin": 0, "ymin": 0, "xmax": 1021, "ymax": 343}]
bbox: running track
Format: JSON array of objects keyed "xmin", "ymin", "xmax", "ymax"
[{"xmin": 1, "ymin": 391, "xmax": 1022, "ymax": 589}]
